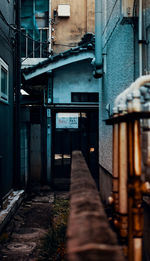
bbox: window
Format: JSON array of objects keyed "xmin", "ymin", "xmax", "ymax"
[
  {"xmin": 71, "ymin": 92, "xmax": 99, "ymax": 103},
  {"xmin": 0, "ymin": 58, "xmax": 8, "ymax": 103},
  {"xmin": 21, "ymin": 0, "xmax": 49, "ymax": 58}
]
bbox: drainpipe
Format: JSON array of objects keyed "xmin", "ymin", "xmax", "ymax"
[
  {"xmin": 139, "ymin": 0, "xmax": 143, "ymax": 76},
  {"xmin": 48, "ymin": 0, "xmax": 52, "ymax": 53},
  {"xmin": 93, "ymin": 0, "xmax": 103, "ymax": 78},
  {"xmin": 46, "ymin": 72, "xmax": 53, "ymax": 184}
]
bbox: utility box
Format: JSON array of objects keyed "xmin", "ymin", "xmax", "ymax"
[
  {"xmin": 120, "ymin": 0, "xmax": 136, "ymax": 24},
  {"xmin": 58, "ymin": 5, "xmax": 70, "ymax": 17}
]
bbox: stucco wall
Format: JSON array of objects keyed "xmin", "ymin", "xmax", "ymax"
[
  {"xmin": 53, "ymin": 60, "xmax": 99, "ymax": 103},
  {"xmin": 51, "ymin": 0, "xmax": 95, "ymax": 54},
  {"xmin": 99, "ymin": 0, "xmax": 136, "ymax": 176},
  {"xmin": 0, "ymin": 1, "xmax": 14, "ymax": 196}
]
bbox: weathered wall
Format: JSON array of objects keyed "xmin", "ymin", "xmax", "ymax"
[
  {"xmin": 0, "ymin": 1, "xmax": 15, "ymax": 197},
  {"xmin": 51, "ymin": 0, "xmax": 95, "ymax": 54},
  {"xmin": 99, "ymin": 0, "xmax": 137, "ymax": 201},
  {"xmin": 53, "ymin": 60, "xmax": 99, "ymax": 103}
]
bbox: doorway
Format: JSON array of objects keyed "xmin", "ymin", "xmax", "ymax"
[{"xmin": 52, "ymin": 109, "xmax": 99, "ymax": 189}]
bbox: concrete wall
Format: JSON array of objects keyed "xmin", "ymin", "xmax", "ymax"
[
  {"xmin": 67, "ymin": 151, "xmax": 125, "ymax": 261},
  {"xmin": 51, "ymin": 0, "xmax": 95, "ymax": 54},
  {"xmin": 53, "ymin": 60, "xmax": 99, "ymax": 103},
  {"xmin": 0, "ymin": 1, "xmax": 15, "ymax": 197},
  {"xmin": 99, "ymin": 0, "xmax": 138, "ymax": 201}
]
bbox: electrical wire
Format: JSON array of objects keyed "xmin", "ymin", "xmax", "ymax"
[
  {"xmin": 102, "ymin": 0, "xmax": 118, "ymax": 35},
  {"xmin": 0, "ymin": 9, "xmax": 80, "ymax": 51},
  {"xmin": 21, "ymin": 44, "xmax": 41, "ymax": 63},
  {"xmin": 0, "ymin": 9, "xmax": 50, "ymax": 45}
]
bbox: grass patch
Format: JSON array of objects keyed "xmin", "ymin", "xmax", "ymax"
[{"xmin": 39, "ymin": 199, "xmax": 69, "ymax": 261}]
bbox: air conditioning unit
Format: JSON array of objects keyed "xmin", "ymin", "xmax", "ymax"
[
  {"xmin": 58, "ymin": 5, "xmax": 70, "ymax": 17},
  {"xmin": 120, "ymin": 0, "xmax": 136, "ymax": 24}
]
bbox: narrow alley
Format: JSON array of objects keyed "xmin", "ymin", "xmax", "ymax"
[
  {"xmin": 1, "ymin": 0, "xmax": 150, "ymax": 260},
  {"xmin": 0, "ymin": 190, "xmax": 69, "ymax": 261}
]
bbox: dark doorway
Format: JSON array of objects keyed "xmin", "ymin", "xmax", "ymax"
[{"xmin": 52, "ymin": 109, "xmax": 99, "ymax": 189}]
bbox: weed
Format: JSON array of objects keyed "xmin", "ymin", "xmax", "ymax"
[{"xmin": 38, "ymin": 199, "xmax": 69, "ymax": 261}]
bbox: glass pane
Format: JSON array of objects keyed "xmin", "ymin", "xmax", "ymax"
[
  {"xmin": 1, "ymin": 67, "xmax": 7, "ymax": 96},
  {"xmin": 35, "ymin": 41, "xmax": 40, "ymax": 57},
  {"xmin": 28, "ymin": 30, "xmax": 33, "ymax": 57},
  {"xmin": 42, "ymin": 29, "xmax": 48, "ymax": 57},
  {"xmin": 71, "ymin": 92, "xmax": 99, "ymax": 102},
  {"xmin": 89, "ymin": 93, "xmax": 99, "ymax": 102},
  {"xmin": 54, "ymin": 154, "xmax": 62, "ymax": 166},
  {"xmin": 21, "ymin": 30, "xmax": 26, "ymax": 57},
  {"xmin": 81, "ymin": 93, "xmax": 88, "ymax": 102},
  {"xmin": 35, "ymin": 0, "xmax": 49, "ymax": 13},
  {"xmin": 63, "ymin": 154, "xmax": 71, "ymax": 165}
]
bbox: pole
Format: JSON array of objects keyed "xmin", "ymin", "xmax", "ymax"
[{"xmin": 14, "ymin": 0, "xmax": 21, "ymax": 189}]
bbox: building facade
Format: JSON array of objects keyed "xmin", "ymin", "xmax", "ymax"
[
  {"xmin": 51, "ymin": 0, "xmax": 95, "ymax": 54},
  {"xmin": 20, "ymin": 0, "xmax": 97, "ymax": 188},
  {"xmin": 0, "ymin": 1, "xmax": 15, "ymax": 202},
  {"xmin": 97, "ymin": 1, "xmax": 150, "ymax": 259},
  {"xmin": 99, "ymin": 0, "xmax": 150, "ymax": 202},
  {"xmin": 21, "ymin": 0, "xmax": 95, "ymax": 66},
  {"xmin": 22, "ymin": 36, "xmax": 99, "ymax": 189}
]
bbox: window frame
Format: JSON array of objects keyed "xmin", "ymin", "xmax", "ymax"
[
  {"xmin": 0, "ymin": 58, "xmax": 9, "ymax": 104},
  {"xmin": 71, "ymin": 92, "xmax": 99, "ymax": 103}
]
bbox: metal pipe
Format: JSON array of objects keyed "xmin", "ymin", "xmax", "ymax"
[
  {"xmin": 134, "ymin": 120, "xmax": 141, "ymax": 176},
  {"xmin": 93, "ymin": 0, "xmax": 103, "ymax": 78},
  {"xmin": 139, "ymin": 0, "xmax": 143, "ymax": 76},
  {"xmin": 133, "ymin": 238, "xmax": 142, "ymax": 261},
  {"xmin": 14, "ymin": 0, "xmax": 21, "ymax": 189},
  {"xmin": 126, "ymin": 91, "xmax": 143, "ymax": 261},
  {"xmin": 118, "ymin": 119, "xmax": 128, "ymax": 239},
  {"xmin": 112, "ymin": 121, "xmax": 119, "ymax": 212},
  {"xmin": 95, "ymin": 0, "xmax": 102, "ymax": 67},
  {"xmin": 114, "ymin": 75, "xmax": 150, "ymax": 110},
  {"xmin": 48, "ymin": 0, "xmax": 52, "ymax": 53}
]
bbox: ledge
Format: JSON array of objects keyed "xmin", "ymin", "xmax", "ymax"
[
  {"xmin": 67, "ymin": 151, "xmax": 125, "ymax": 261},
  {"xmin": 0, "ymin": 190, "xmax": 25, "ymax": 234}
]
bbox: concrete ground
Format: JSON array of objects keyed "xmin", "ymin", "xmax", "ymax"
[
  {"xmin": 0, "ymin": 190, "xmax": 59, "ymax": 261},
  {"xmin": 0, "ymin": 188, "xmax": 149, "ymax": 261}
]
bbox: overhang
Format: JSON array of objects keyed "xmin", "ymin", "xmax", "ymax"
[{"xmin": 23, "ymin": 51, "xmax": 94, "ymax": 81}]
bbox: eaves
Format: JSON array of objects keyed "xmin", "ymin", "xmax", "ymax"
[{"xmin": 23, "ymin": 51, "xmax": 94, "ymax": 81}]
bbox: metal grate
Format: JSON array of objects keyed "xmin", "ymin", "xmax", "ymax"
[{"xmin": 21, "ymin": 28, "xmax": 49, "ymax": 58}]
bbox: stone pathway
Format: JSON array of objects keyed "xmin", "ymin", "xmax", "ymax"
[{"xmin": 0, "ymin": 191, "xmax": 55, "ymax": 261}]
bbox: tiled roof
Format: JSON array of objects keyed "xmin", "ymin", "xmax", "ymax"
[{"xmin": 22, "ymin": 33, "xmax": 95, "ymax": 75}]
